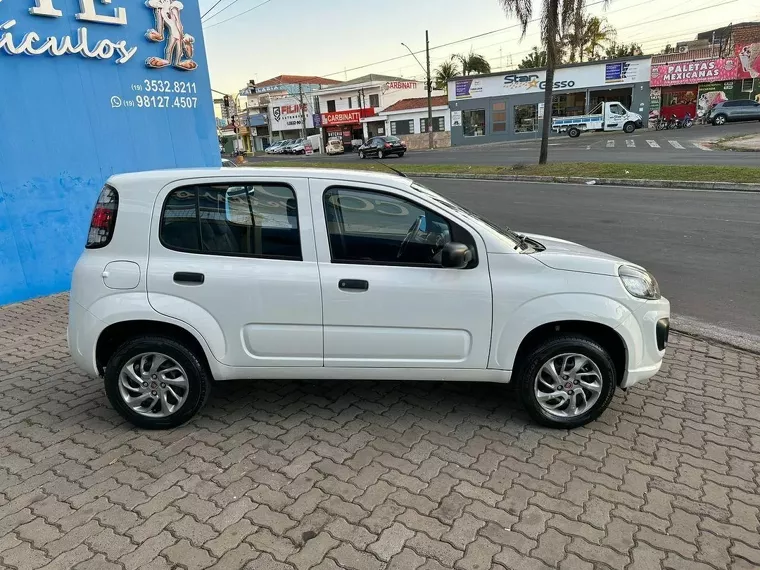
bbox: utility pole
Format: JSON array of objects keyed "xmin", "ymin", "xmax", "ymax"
[
  {"xmin": 401, "ymin": 34, "xmax": 434, "ymax": 150},
  {"xmin": 425, "ymin": 30, "xmax": 433, "ymax": 150},
  {"xmin": 298, "ymin": 82, "xmax": 307, "ymax": 139}
]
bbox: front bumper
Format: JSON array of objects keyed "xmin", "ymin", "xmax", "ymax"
[{"xmin": 617, "ymin": 296, "xmax": 670, "ymax": 389}]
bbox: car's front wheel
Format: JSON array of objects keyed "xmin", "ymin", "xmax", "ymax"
[
  {"xmin": 104, "ymin": 336, "xmax": 211, "ymax": 429},
  {"xmin": 516, "ymin": 334, "xmax": 616, "ymax": 429}
]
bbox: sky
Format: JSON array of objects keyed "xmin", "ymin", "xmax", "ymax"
[{"xmin": 201, "ymin": 0, "xmax": 760, "ymax": 95}]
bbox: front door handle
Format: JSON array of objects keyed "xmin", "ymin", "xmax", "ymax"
[
  {"xmin": 338, "ymin": 279, "xmax": 369, "ymax": 292},
  {"xmin": 174, "ymin": 272, "xmax": 205, "ymax": 285}
]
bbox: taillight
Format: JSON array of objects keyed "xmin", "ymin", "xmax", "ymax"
[
  {"xmin": 86, "ymin": 185, "xmax": 118, "ymax": 249},
  {"xmin": 384, "ymin": 143, "xmax": 392, "ymax": 148}
]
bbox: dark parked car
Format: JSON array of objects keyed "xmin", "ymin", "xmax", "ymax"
[
  {"xmin": 708, "ymin": 99, "xmax": 760, "ymax": 125},
  {"xmin": 358, "ymin": 136, "xmax": 407, "ymax": 159}
]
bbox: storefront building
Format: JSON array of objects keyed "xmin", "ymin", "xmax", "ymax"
[
  {"xmin": 376, "ymin": 96, "xmax": 451, "ymax": 149},
  {"xmin": 267, "ymin": 96, "xmax": 319, "ymax": 140},
  {"xmin": 315, "ymin": 74, "xmax": 441, "ymax": 150},
  {"xmin": 447, "ymin": 56, "xmax": 650, "ymax": 146}
]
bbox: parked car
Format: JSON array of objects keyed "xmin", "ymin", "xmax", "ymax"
[
  {"xmin": 264, "ymin": 141, "xmax": 285, "ymax": 154},
  {"xmin": 290, "ymin": 139, "xmax": 307, "ymax": 155},
  {"xmin": 282, "ymin": 138, "xmax": 305, "ymax": 154},
  {"xmin": 69, "ymin": 168, "xmax": 669, "ymax": 430},
  {"xmin": 358, "ymin": 136, "xmax": 407, "ymax": 159},
  {"xmin": 708, "ymin": 99, "xmax": 760, "ymax": 125},
  {"xmin": 326, "ymin": 139, "xmax": 344, "ymax": 155},
  {"xmin": 267, "ymin": 140, "xmax": 292, "ymax": 154},
  {"xmin": 221, "ymin": 158, "xmax": 237, "ymax": 167}
]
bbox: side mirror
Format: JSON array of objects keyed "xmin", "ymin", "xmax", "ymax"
[{"xmin": 441, "ymin": 242, "xmax": 472, "ymax": 269}]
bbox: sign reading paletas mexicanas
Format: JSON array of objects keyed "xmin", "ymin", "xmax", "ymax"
[{"xmin": 1, "ymin": 0, "xmax": 198, "ymax": 70}]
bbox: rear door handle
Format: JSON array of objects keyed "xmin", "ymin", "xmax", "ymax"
[
  {"xmin": 338, "ymin": 279, "xmax": 368, "ymax": 292},
  {"xmin": 174, "ymin": 272, "xmax": 205, "ymax": 285}
]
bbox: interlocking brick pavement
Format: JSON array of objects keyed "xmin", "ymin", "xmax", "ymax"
[{"xmin": 1, "ymin": 293, "xmax": 760, "ymax": 569}]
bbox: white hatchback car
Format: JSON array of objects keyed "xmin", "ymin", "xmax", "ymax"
[{"xmin": 69, "ymin": 168, "xmax": 669, "ymax": 430}]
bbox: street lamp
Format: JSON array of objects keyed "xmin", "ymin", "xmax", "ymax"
[{"xmin": 401, "ymin": 32, "xmax": 433, "ymax": 150}]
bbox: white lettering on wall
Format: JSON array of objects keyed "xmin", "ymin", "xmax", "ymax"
[
  {"xmin": 29, "ymin": 0, "xmax": 63, "ymax": 18},
  {"xmin": 0, "ymin": 19, "xmax": 137, "ymax": 63},
  {"xmin": 75, "ymin": 0, "xmax": 127, "ymax": 26}
]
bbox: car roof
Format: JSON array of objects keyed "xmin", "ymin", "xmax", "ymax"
[{"xmin": 107, "ymin": 167, "xmax": 415, "ymax": 196}]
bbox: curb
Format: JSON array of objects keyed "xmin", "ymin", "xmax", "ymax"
[{"xmin": 403, "ymin": 172, "xmax": 760, "ymax": 192}]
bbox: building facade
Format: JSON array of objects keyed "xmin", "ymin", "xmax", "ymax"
[
  {"xmin": 376, "ymin": 96, "xmax": 451, "ymax": 149},
  {"xmin": 315, "ymin": 75, "xmax": 441, "ymax": 150},
  {"xmin": 447, "ymin": 57, "xmax": 650, "ymax": 146}
]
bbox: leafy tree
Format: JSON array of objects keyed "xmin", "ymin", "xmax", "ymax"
[
  {"xmin": 661, "ymin": 43, "xmax": 675, "ymax": 54},
  {"xmin": 603, "ymin": 41, "xmax": 643, "ymax": 59},
  {"xmin": 434, "ymin": 60, "xmax": 460, "ymax": 92},
  {"xmin": 498, "ymin": 0, "xmax": 606, "ymax": 164},
  {"xmin": 518, "ymin": 46, "xmax": 548, "ymax": 69},
  {"xmin": 452, "ymin": 51, "xmax": 492, "ymax": 75}
]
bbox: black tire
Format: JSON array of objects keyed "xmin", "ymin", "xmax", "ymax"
[
  {"xmin": 104, "ymin": 335, "xmax": 211, "ymax": 429},
  {"xmin": 713, "ymin": 114, "xmax": 727, "ymax": 126},
  {"xmin": 398, "ymin": 152, "xmax": 405, "ymax": 158},
  {"xmin": 378, "ymin": 150, "xmax": 384, "ymax": 159},
  {"xmin": 623, "ymin": 122, "xmax": 636, "ymax": 134},
  {"xmin": 567, "ymin": 127, "xmax": 581, "ymax": 138},
  {"xmin": 359, "ymin": 151, "xmax": 365, "ymax": 159},
  {"xmin": 515, "ymin": 334, "xmax": 616, "ymax": 429}
]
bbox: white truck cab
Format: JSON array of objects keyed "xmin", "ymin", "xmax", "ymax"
[
  {"xmin": 68, "ymin": 168, "xmax": 669, "ymax": 430},
  {"xmin": 552, "ymin": 101, "xmax": 644, "ymax": 137}
]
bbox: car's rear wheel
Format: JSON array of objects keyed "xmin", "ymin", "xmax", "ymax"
[
  {"xmin": 516, "ymin": 334, "xmax": 616, "ymax": 429},
  {"xmin": 713, "ymin": 114, "xmax": 727, "ymax": 126},
  {"xmin": 359, "ymin": 150, "xmax": 365, "ymax": 159},
  {"xmin": 398, "ymin": 152, "xmax": 405, "ymax": 157},
  {"xmin": 567, "ymin": 127, "xmax": 581, "ymax": 138},
  {"xmin": 378, "ymin": 150, "xmax": 384, "ymax": 159},
  {"xmin": 104, "ymin": 336, "xmax": 211, "ymax": 429}
]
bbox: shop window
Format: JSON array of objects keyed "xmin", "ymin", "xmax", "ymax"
[
  {"xmin": 742, "ymin": 79, "xmax": 754, "ymax": 92},
  {"xmin": 420, "ymin": 117, "xmax": 445, "ymax": 132},
  {"xmin": 514, "ymin": 104, "xmax": 537, "ymax": 133},
  {"xmin": 491, "ymin": 101, "xmax": 507, "ymax": 132},
  {"xmin": 327, "ymin": 100, "xmax": 336, "ymax": 112},
  {"xmin": 462, "ymin": 109, "xmax": 485, "ymax": 137},
  {"xmin": 369, "ymin": 94, "xmax": 380, "ymax": 107},
  {"xmin": 390, "ymin": 120, "xmax": 414, "ymax": 135},
  {"xmin": 552, "ymin": 92, "xmax": 586, "ymax": 117}
]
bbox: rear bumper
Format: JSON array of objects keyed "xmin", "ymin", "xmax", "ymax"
[{"xmin": 68, "ymin": 299, "xmax": 104, "ymax": 377}]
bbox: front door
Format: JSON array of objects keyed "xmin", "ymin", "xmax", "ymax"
[
  {"xmin": 604, "ymin": 103, "xmax": 627, "ymax": 131},
  {"xmin": 147, "ymin": 176, "xmax": 323, "ymax": 368},
  {"xmin": 309, "ymin": 179, "xmax": 493, "ymax": 369}
]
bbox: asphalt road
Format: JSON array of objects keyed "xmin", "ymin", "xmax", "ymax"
[
  {"xmin": 415, "ymin": 178, "xmax": 760, "ymax": 343},
  {"xmin": 254, "ymin": 122, "xmax": 760, "ymax": 166}
]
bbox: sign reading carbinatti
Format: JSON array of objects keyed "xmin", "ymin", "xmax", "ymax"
[{"xmin": 0, "ymin": 0, "xmax": 217, "ymax": 305}]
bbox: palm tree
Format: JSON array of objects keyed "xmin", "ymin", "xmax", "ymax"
[
  {"xmin": 566, "ymin": 15, "xmax": 615, "ymax": 62},
  {"xmin": 518, "ymin": 46, "xmax": 548, "ymax": 69},
  {"xmin": 452, "ymin": 51, "xmax": 492, "ymax": 75},
  {"xmin": 498, "ymin": 0, "xmax": 606, "ymax": 164},
  {"xmin": 434, "ymin": 60, "xmax": 460, "ymax": 92}
]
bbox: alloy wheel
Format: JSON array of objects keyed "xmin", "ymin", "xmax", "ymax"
[
  {"xmin": 118, "ymin": 352, "xmax": 189, "ymax": 418},
  {"xmin": 534, "ymin": 353, "xmax": 603, "ymax": 417}
]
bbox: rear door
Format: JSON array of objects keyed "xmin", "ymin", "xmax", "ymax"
[
  {"xmin": 147, "ymin": 176, "xmax": 323, "ymax": 368},
  {"xmin": 309, "ymin": 178, "xmax": 493, "ymax": 369}
]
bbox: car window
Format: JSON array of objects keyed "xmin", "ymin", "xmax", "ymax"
[
  {"xmin": 609, "ymin": 104, "xmax": 625, "ymax": 115},
  {"xmin": 323, "ymin": 186, "xmax": 476, "ymax": 267},
  {"xmin": 161, "ymin": 183, "xmax": 301, "ymax": 260}
]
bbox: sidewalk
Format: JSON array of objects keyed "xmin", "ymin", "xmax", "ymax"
[
  {"xmin": 718, "ymin": 133, "xmax": 760, "ymax": 151},
  {"xmin": 1, "ymin": 295, "xmax": 760, "ymax": 570}
]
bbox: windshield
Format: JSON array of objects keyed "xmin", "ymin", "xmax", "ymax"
[
  {"xmin": 410, "ymin": 182, "xmax": 521, "ymax": 247},
  {"xmin": 385, "ymin": 136, "xmax": 401, "ymax": 142}
]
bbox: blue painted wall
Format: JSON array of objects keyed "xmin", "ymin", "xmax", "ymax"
[{"xmin": 0, "ymin": 0, "xmax": 218, "ymax": 305}]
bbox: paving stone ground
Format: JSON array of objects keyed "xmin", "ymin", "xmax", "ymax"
[{"xmin": 1, "ymin": 294, "xmax": 760, "ymax": 570}]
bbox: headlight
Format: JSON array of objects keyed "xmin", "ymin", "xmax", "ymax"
[{"xmin": 618, "ymin": 265, "xmax": 660, "ymax": 300}]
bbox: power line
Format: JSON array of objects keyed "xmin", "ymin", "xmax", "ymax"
[
  {"xmin": 201, "ymin": 0, "xmax": 228, "ymax": 20},
  {"xmin": 203, "ymin": 0, "xmax": 274, "ymax": 27}
]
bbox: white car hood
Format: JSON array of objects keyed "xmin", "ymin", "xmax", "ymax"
[{"xmin": 522, "ymin": 233, "xmax": 634, "ymax": 276}]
